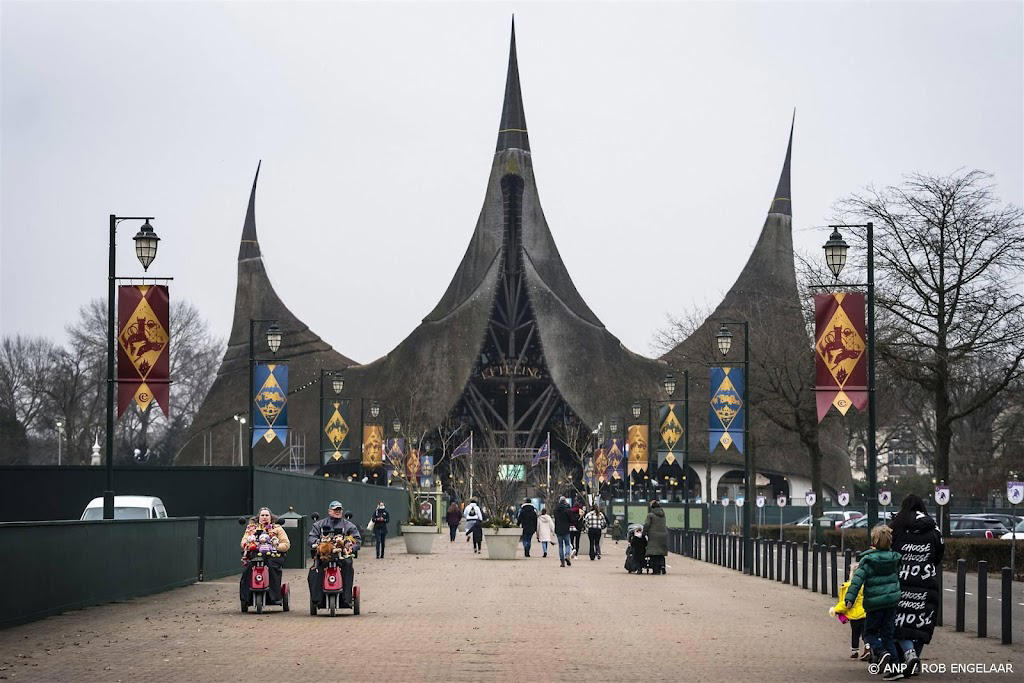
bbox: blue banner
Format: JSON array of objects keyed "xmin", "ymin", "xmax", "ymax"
[
  {"xmin": 252, "ymin": 362, "xmax": 288, "ymax": 445},
  {"xmin": 420, "ymin": 454, "xmax": 434, "ymax": 489},
  {"xmin": 385, "ymin": 438, "xmax": 405, "ymax": 471},
  {"xmin": 709, "ymin": 367, "xmax": 744, "ymax": 453}
]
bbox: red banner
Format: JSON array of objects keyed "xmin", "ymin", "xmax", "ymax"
[
  {"xmin": 117, "ymin": 285, "xmax": 170, "ymax": 417},
  {"xmin": 814, "ymin": 292, "xmax": 867, "ymax": 422}
]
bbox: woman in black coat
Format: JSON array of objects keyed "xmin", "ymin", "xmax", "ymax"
[{"xmin": 890, "ymin": 494, "xmax": 944, "ymax": 675}]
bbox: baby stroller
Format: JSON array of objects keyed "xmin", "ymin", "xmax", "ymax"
[{"xmin": 624, "ymin": 523, "xmax": 652, "ymax": 574}]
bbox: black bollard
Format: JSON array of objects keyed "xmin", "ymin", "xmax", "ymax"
[
  {"xmin": 937, "ymin": 563, "xmax": 943, "ymax": 626},
  {"xmin": 1002, "ymin": 567, "xmax": 1012, "ymax": 645},
  {"xmin": 768, "ymin": 541, "xmax": 775, "ymax": 580},
  {"xmin": 830, "ymin": 546, "xmax": 838, "ymax": 598},
  {"xmin": 844, "ymin": 548, "xmax": 852, "ymax": 581},
  {"xmin": 792, "ymin": 542, "xmax": 799, "ymax": 586},
  {"xmin": 777, "ymin": 537, "xmax": 783, "ymax": 582},
  {"xmin": 802, "ymin": 542, "xmax": 809, "ymax": 589},
  {"xmin": 812, "ymin": 544, "xmax": 819, "ymax": 593},
  {"xmin": 821, "ymin": 545, "xmax": 829, "ymax": 595},
  {"xmin": 955, "ymin": 558, "xmax": 966, "ymax": 632},
  {"xmin": 755, "ymin": 538, "xmax": 761, "ymax": 577},
  {"xmin": 978, "ymin": 560, "xmax": 987, "ymax": 638},
  {"xmin": 764, "ymin": 539, "xmax": 770, "ymax": 579}
]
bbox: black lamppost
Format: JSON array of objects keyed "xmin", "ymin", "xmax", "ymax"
[
  {"xmin": 822, "ymin": 223, "xmax": 880, "ymax": 531},
  {"xmin": 716, "ymin": 320, "xmax": 752, "ymax": 574},
  {"xmin": 662, "ymin": 372, "xmax": 690, "ymax": 531},
  {"xmin": 104, "ymin": 215, "xmax": 161, "ymax": 519},
  {"xmin": 248, "ymin": 319, "xmax": 282, "ymax": 515},
  {"xmin": 609, "ymin": 417, "xmax": 619, "ymax": 500},
  {"xmin": 319, "ymin": 370, "xmax": 345, "ymax": 467}
]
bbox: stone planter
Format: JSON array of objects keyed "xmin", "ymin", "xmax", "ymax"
[
  {"xmin": 400, "ymin": 525, "xmax": 437, "ymax": 555},
  {"xmin": 482, "ymin": 527, "xmax": 521, "ymax": 560}
]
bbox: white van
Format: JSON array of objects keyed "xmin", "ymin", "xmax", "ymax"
[{"xmin": 80, "ymin": 496, "xmax": 168, "ymax": 520}]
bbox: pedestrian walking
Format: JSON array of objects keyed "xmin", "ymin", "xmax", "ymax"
[
  {"xmin": 583, "ymin": 506, "xmax": 607, "ymax": 560},
  {"xmin": 553, "ymin": 497, "xmax": 573, "ymax": 567},
  {"xmin": 464, "ymin": 498, "xmax": 484, "ymax": 553},
  {"xmin": 889, "ymin": 494, "xmax": 942, "ymax": 677},
  {"xmin": 536, "ymin": 507, "xmax": 555, "ymax": 557},
  {"xmin": 370, "ymin": 501, "xmax": 390, "ymax": 559},
  {"xmin": 569, "ymin": 502, "xmax": 584, "ymax": 558},
  {"xmin": 517, "ymin": 497, "xmax": 538, "ymax": 557},
  {"xmin": 643, "ymin": 500, "xmax": 668, "ymax": 574},
  {"xmin": 845, "ymin": 525, "xmax": 904, "ymax": 680},
  {"xmin": 445, "ymin": 502, "xmax": 462, "ymax": 542}
]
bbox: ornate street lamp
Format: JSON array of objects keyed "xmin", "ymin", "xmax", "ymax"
[
  {"xmin": 104, "ymin": 214, "xmax": 161, "ymax": 519},
  {"xmin": 266, "ymin": 323, "xmax": 282, "ymax": 354},
  {"xmin": 631, "ymin": 400, "xmax": 642, "ymax": 421},
  {"xmin": 663, "ymin": 373, "xmax": 676, "ymax": 398},
  {"xmin": 716, "ymin": 324, "xmax": 733, "ymax": 356},
  {"xmin": 370, "ymin": 400, "xmax": 381, "ymax": 419},
  {"xmin": 822, "ymin": 222, "xmax": 881, "ymax": 531},
  {"xmin": 392, "ymin": 417, "xmax": 401, "ymax": 435},
  {"xmin": 823, "ymin": 227, "xmax": 850, "ymax": 279},
  {"xmin": 332, "ymin": 375, "xmax": 345, "ymax": 394},
  {"xmin": 132, "ymin": 220, "xmax": 160, "ymax": 271}
]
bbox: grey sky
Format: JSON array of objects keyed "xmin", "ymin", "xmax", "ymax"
[{"xmin": 2, "ymin": 1, "xmax": 1021, "ymax": 364}]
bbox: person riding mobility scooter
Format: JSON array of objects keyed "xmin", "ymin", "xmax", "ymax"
[
  {"xmin": 308, "ymin": 500, "xmax": 361, "ymax": 616},
  {"xmin": 239, "ymin": 508, "xmax": 291, "ymax": 613}
]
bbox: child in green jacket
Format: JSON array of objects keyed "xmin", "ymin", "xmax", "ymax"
[{"xmin": 845, "ymin": 525, "xmax": 903, "ymax": 680}]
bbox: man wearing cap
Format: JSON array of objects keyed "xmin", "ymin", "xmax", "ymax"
[{"xmin": 307, "ymin": 500, "xmax": 361, "ymax": 608}]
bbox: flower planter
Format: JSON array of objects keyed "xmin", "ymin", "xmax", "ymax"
[
  {"xmin": 400, "ymin": 525, "xmax": 437, "ymax": 555},
  {"xmin": 482, "ymin": 527, "xmax": 521, "ymax": 560}
]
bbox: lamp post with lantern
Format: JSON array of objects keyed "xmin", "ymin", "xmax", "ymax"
[
  {"xmin": 821, "ymin": 223, "xmax": 881, "ymax": 532},
  {"xmin": 247, "ymin": 319, "xmax": 282, "ymax": 515},
  {"xmin": 715, "ymin": 320, "xmax": 752, "ymax": 574},
  {"xmin": 660, "ymin": 372, "xmax": 690, "ymax": 532},
  {"xmin": 318, "ymin": 370, "xmax": 346, "ymax": 468},
  {"xmin": 104, "ymin": 215, "xmax": 162, "ymax": 519}
]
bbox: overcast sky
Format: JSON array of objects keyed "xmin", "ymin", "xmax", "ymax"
[{"xmin": 2, "ymin": 1, "xmax": 1022, "ymax": 364}]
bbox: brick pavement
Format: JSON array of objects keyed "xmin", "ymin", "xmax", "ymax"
[{"xmin": 1, "ymin": 533, "xmax": 1021, "ymax": 682}]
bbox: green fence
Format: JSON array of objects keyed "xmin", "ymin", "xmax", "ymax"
[
  {"xmin": 610, "ymin": 503, "xmax": 705, "ymax": 530},
  {"xmin": 254, "ymin": 470, "xmax": 409, "ymax": 534},
  {"xmin": 0, "ymin": 518, "xmax": 200, "ymax": 629},
  {"xmin": 201, "ymin": 516, "xmax": 247, "ymax": 581}
]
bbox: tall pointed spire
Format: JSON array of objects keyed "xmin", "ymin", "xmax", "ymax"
[
  {"xmin": 769, "ymin": 113, "xmax": 793, "ymax": 216},
  {"xmin": 238, "ymin": 161, "xmax": 262, "ymax": 261},
  {"xmin": 496, "ymin": 18, "xmax": 529, "ymax": 152}
]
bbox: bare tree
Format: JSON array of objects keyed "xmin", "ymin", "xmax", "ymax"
[
  {"xmin": 837, "ymin": 170, "xmax": 1024, "ymax": 530},
  {"xmin": 0, "ymin": 335, "xmax": 59, "ymax": 433},
  {"xmin": 470, "ymin": 447, "xmax": 523, "ymax": 527}
]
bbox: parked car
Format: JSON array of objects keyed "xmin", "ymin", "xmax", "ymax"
[
  {"xmin": 1000, "ymin": 520, "xmax": 1024, "ymax": 540},
  {"xmin": 948, "ymin": 515, "xmax": 1010, "ymax": 539},
  {"xmin": 839, "ymin": 511, "xmax": 893, "ymax": 529},
  {"xmin": 964, "ymin": 513, "xmax": 1022, "ymax": 531},
  {"xmin": 791, "ymin": 510, "xmax": 864, "ymax": 527},
  {"xmin": 80, "ymin": 495, "xmax": 168, "ymax": 520}
]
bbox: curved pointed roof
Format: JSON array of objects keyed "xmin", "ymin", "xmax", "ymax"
[
  {"xmin": 176, "ymin": 165, "xmax": 355, "ymax": 464},
  {"xmin": 341, "ymin": 22, "xmax": 668, "ymax": 430},
  {"xmin": 661, "ymin": 117, "xmax": 850, "ymax": 488}
]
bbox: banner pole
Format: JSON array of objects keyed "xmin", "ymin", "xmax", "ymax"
[{"xmin": 469, "ymin": 432, "xmax": 474, "ymax": 500}]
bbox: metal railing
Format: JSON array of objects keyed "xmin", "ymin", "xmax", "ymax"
[{"xmin": 668, "ymin": 529, "xmax": 1014, "ymax": 646}]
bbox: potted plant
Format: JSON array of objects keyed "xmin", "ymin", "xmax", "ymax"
[
  {"xmin": 472, "ymin": 448, "xmax": 526, "ymax": 560},
  {"xmin": 400, "ymin": 514, "xmax": 437, "ymax": 555}
]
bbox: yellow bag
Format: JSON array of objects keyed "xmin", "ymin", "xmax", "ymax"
[{"xmin": 834, "ymin": 580, "xmax": 866, "ymax": 621}]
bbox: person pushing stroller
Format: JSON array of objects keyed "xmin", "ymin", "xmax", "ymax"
[{"xmin": 625, "ymin": 524, "xmax": 650, "ymax": 573}]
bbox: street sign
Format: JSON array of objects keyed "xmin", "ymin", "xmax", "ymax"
[
  {"xmin": 934, "ymin": 485, "xmax": 951, "ymax": 506},
  {"xmin": 736, "ymin": 496, "xmax": 744, "ymax": 507},
  {"xmin": 721, "ymin": 496, "xmax": 730, "ymax": 506},
  {"xmin": 837, "ymin": 491, "xmax": 850, "ymax": 507},
  {"xmin": 756, "ymin": 495, "xmax": 766, "ymax": 508},
  {"xmin": 777, "ymin": 494, "xmax": 787, "ymax": 507},
  {"xmin": 1008, "ymin": 481, "xmax": 1024, "ymax": 506},
  {"xmin": 879, "ymin": 489, "xmax": 892, "ymax": 506},
  {"xmin": 805, "ymin": 492, "xmax": 816, "ymax": 507}
]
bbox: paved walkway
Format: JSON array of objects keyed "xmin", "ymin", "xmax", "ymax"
[{"xmin": 1, "ymin": 535, "xmax": 1021, "ymax": 682}]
